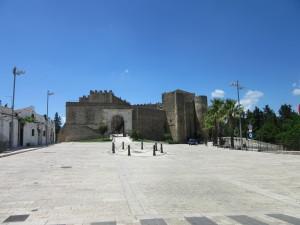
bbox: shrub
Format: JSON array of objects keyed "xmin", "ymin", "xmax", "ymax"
[
  {"xmin": 19, "ymin": 116, "xmax": 36, "ymax": 124},
  {"xmin": 167, "ymin": 140, "xmax": 179, "ymax": 144},
  {"xmin": 163, "ymin": 133, "xmax": 172, "ymax": 141},
  {"xmin": 98, "ymin": 124, "xmax": 108, "ymax": 136},
  {"xmin": 131, "ymin": 130, "xmax": 142, "ymax": 141}
]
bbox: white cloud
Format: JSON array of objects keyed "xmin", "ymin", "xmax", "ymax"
[
  {"xmin": 293, "ymin": 88, "xmax": 300, "ymax": 96},
  {"xmin": 61, "ymin": 116, "xmax": 66, "ymax": 125},
  {"xmin": 292, "ymin": 81, "xmax": 300, "ymax": 96},
  {"xmin": 211, "ymin": 89, "xmax": 225, "ymax": 98},
  {"xmin": 240, "ymin": 90, "xmax": 264, "ymax": 111},
  {"xmin": 119, "ymin": 69, "xmax": 129, "ymax": 80}
]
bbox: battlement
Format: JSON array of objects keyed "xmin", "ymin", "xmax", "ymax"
[
  {"xmin": 78, "ymin": 90, "xmax": 130, "ymax": 106},
  {"xmin": 132, "ymin": 103, "xmax": 163, "ymax": 110}
]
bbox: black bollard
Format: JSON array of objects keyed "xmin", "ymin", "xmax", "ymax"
[
  {"xmin": 122, "ymin": 141, "xmax": 124, "ymax": 150},
  {"xmin": 155, "ymin": 142, "xmax": 158, "ymax": 151},
  {"xmin": 128, "ymin": 145, "xmax": 131, "ymax": 156},
  {"xmin": 160, "ymin": 143, "xmax": 163, "ymax": 153},
  {"xmin": 141, "ymin": 140, "xmax": 143, "ymax": 150},
  {"xmin": 112, "ymin": 142, "xmax": 115, "ymax": 154},
  {"xmin": 153, "ymin": 145, "xmax": 156, "ymax": 156}
]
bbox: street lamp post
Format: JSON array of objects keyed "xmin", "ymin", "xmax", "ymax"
[
  {"xmin": 231, "ymin": 80, "xmax": 243, "ymax": 146},
  {"xmin": 46, "ymin": 90, "xmax": 54, "ymax": 146},
  {"xmin": 10, "ymin": 67, "xmax": 25, "ymax": 149}
]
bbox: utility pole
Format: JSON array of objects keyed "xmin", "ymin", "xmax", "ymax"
[
  {"xmin": 46, "ymin": 90, "xmax": 54, "ymax": 145},
  {"xmin": 231, "ymin": 80, "xmax": 243, "ymax": 141},
  {"xmin": 10, "ymin": 67, "xmax": 25, "ymax": 149}
]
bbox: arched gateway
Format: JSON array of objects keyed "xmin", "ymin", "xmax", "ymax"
[{"xmin": 111, "ymin": 115, "xmax": 125, "ymax": 134}]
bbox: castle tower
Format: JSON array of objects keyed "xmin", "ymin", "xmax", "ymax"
[
  {"xmin": 194, "ymin": 95, "xmax": 208, "ymax": 138},
  {"xmin": 162, "ymin": 90, "xmax": 196, "ymax": 143}
]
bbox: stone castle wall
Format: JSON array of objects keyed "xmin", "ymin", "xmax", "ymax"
[
  {"xmin": 194, "ymin": 95, "xmax": 208, "ymax": 137},
  {"xmin": 60, "ymin": 89, "xmax": 207, "ymax": 143},
  {"xmin": 61, "ymin": 102, "xmax": 132, "ymax": 141},
  {"xmin": 162, "ymin": 92, "xmax": 177, "ymax": 141},
  {"xmin": 132, "ymin": 107, "xmax": 166, "ymax": 141},
  {"xmin": 163, "ymin": 90, "xmax": 196, "ymax": 143},
  {"xmin": 163, "ymin": 90, "xmax": 208, "ymax": 143}
]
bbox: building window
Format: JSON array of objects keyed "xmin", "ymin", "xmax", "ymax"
[
  {"xmin": 32, "ymin": 129, "xmax": 35, "ymax": 136},
  {"xmin": 43, "ymin": 130, "xmax": 46, "ymax": 136}
]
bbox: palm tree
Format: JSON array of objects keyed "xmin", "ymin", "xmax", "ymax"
[
  {"xmin": 204, "ymin": 99, "xmax": 224, "ymax": 145},
  {"xmin": 222, "ymin": 99, "xmax": 243, "ymax": 148}
]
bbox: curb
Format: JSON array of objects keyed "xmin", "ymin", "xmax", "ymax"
[{"xmin": 0, "ymin": 146, "xmax": 45, "ymax": 158}]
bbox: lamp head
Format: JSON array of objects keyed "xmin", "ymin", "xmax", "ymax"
[
  {"xmin": 47, "ymin": 90, "xmax": 54, "ymax": 96},
  {"xmin": 13, "ymin": 66, "xmax": 25, "ymax": 76}
]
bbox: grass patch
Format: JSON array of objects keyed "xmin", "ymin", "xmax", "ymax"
[{"xmin": 167, "ymin": 140, "xmax": 180, "ymax": 144}]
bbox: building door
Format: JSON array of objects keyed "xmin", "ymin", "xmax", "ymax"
[
  {"xmin": 38, "ymin": 129, "xmax": 42, "ymax": 145},
  {"xmin": 19, "ymin": 123, "xmax": 24, "ymax": 147},
  {"xmin": 111, "ymin": 115, "xmax": 125, "ymax": 135},
  {"xmin": 9, "ymin": 121, "xmax": 13, "ymax": 147}
]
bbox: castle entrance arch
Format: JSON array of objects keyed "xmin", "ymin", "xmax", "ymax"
[{"xmin": 111, "ymin": 115, "xmax": 125, "ymax": 135}]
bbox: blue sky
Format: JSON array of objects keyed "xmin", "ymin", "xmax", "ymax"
[{"xmin": 0, "ymin": 0, "xmax": 300, "ymax": 121}]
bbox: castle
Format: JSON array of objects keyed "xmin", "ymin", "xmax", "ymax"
[{"xmin": 59, "ymin": 90, "xmax": 208, "ymax": 143}]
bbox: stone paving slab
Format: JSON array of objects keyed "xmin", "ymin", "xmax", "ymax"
[{"xmin": 1, "ymin": 142, "xmax": 300, "ymax": 224}]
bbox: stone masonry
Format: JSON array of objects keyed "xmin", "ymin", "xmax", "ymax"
[{"xmin": 59, "ymin": 89, "xmax": 207, "ymax": 143}]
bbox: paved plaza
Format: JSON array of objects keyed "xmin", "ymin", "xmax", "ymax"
[{"xmin": 1, "ymin": 142, "xmax": 300, "ymax": 225}]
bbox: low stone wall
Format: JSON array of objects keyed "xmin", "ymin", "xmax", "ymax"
[{"xmin": 58, "ymin": 124, "xmax": 101, "ymax": 142}]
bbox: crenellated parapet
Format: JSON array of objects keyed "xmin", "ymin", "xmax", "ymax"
[
  {"xmin": 78, "ymin": 90, "xmax": 130, "ymax": 106},
  {"xmin": 132, "ymin": 103, "xmax": 163, "ymax": 110}
]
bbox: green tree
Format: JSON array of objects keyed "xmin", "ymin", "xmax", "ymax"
[
  {"xmin": 277, "ymin": 106, "xmax": 300, "ymax": 150},
  {"xmin": 256, "ymin": 121, "xmax": 280, "ymax": 143},
  {"xmin": 279, "ymin": 104, "xmax": 293, "ymax": 120},
  {"xmin": 256, "ymin": 105, "xmax": 279, "ymax": 142},
  {"xmin": 54, "ymin": 112, "xmax": 62, "ymax": 142},
  {"xmin": 222, "ymin": 99, "xmax": 243, "ymax": 148},
  {"xmin": 262, "ymin": 105, "xmax": 277, "ymax": 123},
  {"xmin": 277, "ymin": 119, "xmax": 300, "ymax": 150},
  {"xmin": 204, "ymin": 99, "xmax": 225, "ymax": 145},
  {"xmin": 252, "ymin": 107, "xmax": 264, "ymax": 131},
  {"xmin": 241, "ymin": 104, "xmax": 300, "ymax": 150}
]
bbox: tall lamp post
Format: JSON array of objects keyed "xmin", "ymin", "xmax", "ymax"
[
  {"xmin": 231, "ymin": 80, "xmax": 243, "ymax": 142},
  {"xmin": 46, "ymin": 90, "xmax": 54, "ymax": 146},
  {"xmin": 10, "ymin": 67, "xmax": 25, "ymax": 149}
]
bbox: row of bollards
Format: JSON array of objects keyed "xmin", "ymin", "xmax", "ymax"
[
  {"xmin": 112, "ymin": 142, "xmax": 131, "ymax": 155},
  {"xmin": 153, "ymin": 142, "xmax": 163, "ymax": 156},
  {"xmin": 112, "ymin": 141, "xmax": 163, "ymax": 156}
]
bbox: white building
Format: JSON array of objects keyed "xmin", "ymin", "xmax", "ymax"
[
  {"xmin": 0, "ymin": 106, "xmax": 55, "ymax": 149},
  {"xmin": 0, "ymin": 106, "xmax": 19, "ymax": 148}
]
